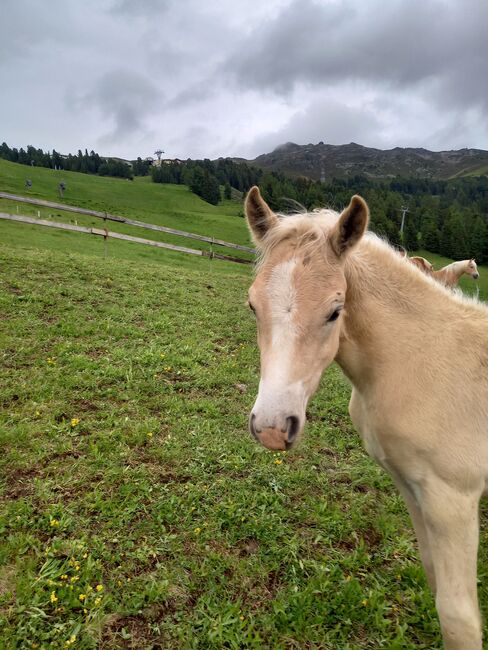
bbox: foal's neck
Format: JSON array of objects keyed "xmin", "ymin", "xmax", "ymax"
[{"xmin": 335, "ymin": 239, "xmax": 453, "ymax": 390}]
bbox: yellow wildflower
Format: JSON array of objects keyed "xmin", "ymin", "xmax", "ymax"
[
  {"xmin": 71, "ymin": 418, "xmax": 80, "ymax": 427},
  {"xmin": 61, "ymin": 574, "xmax": 68, "ymax": 580},
  {"xmin": 95, "ymin": 597, "xmax": 102, "ymax": 606},
  {"xmin": 345, "ymin": 575, "xmax": 352, "ymax": 582},
  {"xmin": 362, "ymin": 599, "xmax": 368, "ymax": 606},
  {"xmin": 47, "ymin": 357, "xmax": 56, "ymax": 365},
  {"xmin": 117, "ymin": 580, "xmax": 122, "ymax": 587},
  {"xmin": 50, "ymin": 591, "xmax": 58, "ymax": 603},
  {"xmin": 95, "ymin": 584, "xmax": 103, "ymax": 592},
  {"xmin": 35, "ymin": 410, "xmax": 41, "ymax": 417},
  {"xmin": 239, "ymin": 615, "xmax": 244, "ymax": 621},
  {"xmin": 50, "ymin": 518, "xmax": 60, "ymax": 527},
  {"xmin": 82, "ymin": 553, "xmax": 87, "ymax": 559},
  {"xmin": 194, "ymin": 527, "xmax": 201, "ymax": 535},
  {"xmin": 83, "ymin": 608, "xmax": 88, "ymax": 614},
  {"xmin": 78, "ymin": 593, "xmax": 86, "ymax": 602},
  {"xmin": 70, "ymin": 576, "xmax": 79, "ymax": 583},
  {"xmin": 274, "ymin": 459, "xmax": 282, "ymax": 465},
  {"xmin": 147, "ymin": 431, "xmax": 153, "ymax": 439},
  {"xmin": 75, "ymin": 564, "xmax": 80, "ymax": 571}
]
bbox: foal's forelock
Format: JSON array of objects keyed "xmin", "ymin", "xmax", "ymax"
[{"xmin": 254, "ymin": 210, "xmax": 340, "ymax": 273}]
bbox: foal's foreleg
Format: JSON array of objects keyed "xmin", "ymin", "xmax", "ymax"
[
  {"xmin": 396, "ymin": 486, "xmax": 436, "ymax": 592},
  {"xmin": 421, "ymin": 482, "xmax": 482, "ymax": 650}
]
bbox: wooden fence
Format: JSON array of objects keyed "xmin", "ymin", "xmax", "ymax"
[
  {"xmin": 0, "ymin": 191, "xmax": 256, "ymax": 254},
  {"xmin": 0, "ymin": 212, "xmax": 253, "ymax": 265}
]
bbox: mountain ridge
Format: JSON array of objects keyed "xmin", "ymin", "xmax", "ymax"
[{"xmin": 239, "ymin": 142, "xmax": 488, "ymax": 181}]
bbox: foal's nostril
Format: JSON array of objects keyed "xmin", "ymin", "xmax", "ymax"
[
  {"xmin": 249, "ymin": 413, "xmax": 259, "ymax": 440},
  {"xmin": 285, "ymin": 415, "xmax": 300, "ymax": 445}
]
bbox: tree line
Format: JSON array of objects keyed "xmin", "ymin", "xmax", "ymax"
[
  {"xmin": 151, "ymin": 157, "xmax": 488, "ymax": 262},
  {"xmin": 2, "ymin": 140, "xmax": 487, "ymax": 262},
  {"xmin": 0, "ymin": 142, "xmax": 140, "ymax": 179}
]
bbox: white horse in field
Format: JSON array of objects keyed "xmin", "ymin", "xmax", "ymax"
[{"xmin": 244, "ymin": 186, "xmax": 488, "ymax": 649}]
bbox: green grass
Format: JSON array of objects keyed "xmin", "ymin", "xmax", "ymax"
[
  {"xmin": 0, "ymin": 159, "xmax": 252, "ymax": 256},
  {"xmin": 0, "ymin": 244, "xmax": 434, "ymax": 650},
  {"xmin": 1, "ymin": 162, "xmax": 488, "ymax": 648}
]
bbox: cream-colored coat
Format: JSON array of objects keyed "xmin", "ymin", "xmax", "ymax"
[
  {"xmin": 434, "ymin": 259, "xmax": 480, "ymax": 286},
  {"xmin": 245, "ymin": 186, "xmax": 488, "ymax": 650}
]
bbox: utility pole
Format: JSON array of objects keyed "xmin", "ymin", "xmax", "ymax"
[{"xmin": 398, "ymin": 205, "xmax": 410, "ymax": 241}]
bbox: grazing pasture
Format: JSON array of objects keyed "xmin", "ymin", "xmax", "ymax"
[
  {"xmin": 0, "ymin": 158, "xmax": 252, "ymax": 259},
  {"xmin": 1, "ymin": 167, "xmax": 488, "ymax": 647}
]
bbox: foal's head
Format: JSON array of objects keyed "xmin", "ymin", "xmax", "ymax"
[
  {"xmin": 465, "ymin": 259, "xmax": 479, "ymax": 280},
  {"xmin": 245, "ymin": 187, "xmax": 369, "ymax": 451}
]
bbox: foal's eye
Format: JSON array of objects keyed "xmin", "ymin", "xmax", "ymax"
[{"xmin": 327, "ymin": 307, "xmax": 342, "ymax": 323}]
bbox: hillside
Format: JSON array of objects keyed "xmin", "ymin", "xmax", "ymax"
[
  {"xmin": 0, "ymin": 157, "xmax": 258, "ymax": 267},
  {"xmin": 0, "ymin": 158, "xmax": 252, "ymax": 249},
  {"xmin": 247, "ymin": 142, "xmax": 488, "ymax": 181}
]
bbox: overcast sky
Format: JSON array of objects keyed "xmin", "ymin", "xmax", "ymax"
[{"xmin": 1, "ymin": 0, "xmax": 487, "ymax": 160}]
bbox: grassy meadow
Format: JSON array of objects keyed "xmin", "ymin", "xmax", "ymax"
[
  {"xmin": 0, "ymin": 159, "xmax": 253, "ymax": 261},
  {"xmin": 1, "ymin": 161, "xmax": 488, "ymax": 648}
]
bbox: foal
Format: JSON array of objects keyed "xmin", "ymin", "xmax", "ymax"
[
  {"xmin": 434, "ymin": 259, "xmax": 479, "ymax": 286},
  {"xmin": 245, "ymin": 187, "xmax": 488, "ymax": 649}
]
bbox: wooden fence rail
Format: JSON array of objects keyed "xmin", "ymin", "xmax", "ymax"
[
  {"xmin": 0, "ymin": 212, "xmax": 253, "ymax": 265},
  {"xmin": 0, "ymin": 191, "xmax": 256, "ymax": 254}
]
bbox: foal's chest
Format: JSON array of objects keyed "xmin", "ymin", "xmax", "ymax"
[{"xmin": 348, "ymin": 389, "xmax": 388, "ymax": 466}]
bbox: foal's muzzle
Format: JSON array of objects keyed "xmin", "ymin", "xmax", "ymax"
[{"xmin": 249, "ymin": 413, "xmax": 301, "ymax": 451}]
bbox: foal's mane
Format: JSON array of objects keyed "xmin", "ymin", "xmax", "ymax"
[{"xmin": 256, "ymin": 208, "xmax": 487, "ymax": 314}]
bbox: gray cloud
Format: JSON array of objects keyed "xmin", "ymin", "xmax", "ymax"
[
  {"xmin": 226, "ymin": 0, "xmax": 488, "ymax": 110},
  {"xmin": 84, "ymin": 70, "xmax": 163, "ymax": 144},
  {"xmin": 1, "ymin": 0, "xmax": 488, "ymax": 159},
  {"xmin": 110, "ymin": 0, "xmax": 174, "ymax": 18},
  {"xmin": 248, "ymin": 94, "xmax": 385, "ymax": 155}
]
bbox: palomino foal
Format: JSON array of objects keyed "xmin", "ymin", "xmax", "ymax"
[
  {"xmin": 245, "ymin": 186, "xmax": 488, "ymax": 650},
  {"xmin": 434, "ymin": 259, "xmax": 480, "ymax": 287}
]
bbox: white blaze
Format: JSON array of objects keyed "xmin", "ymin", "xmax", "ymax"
[{"xmin": 253, "ymin": 259, "xmax": 307, "ymax": 429}]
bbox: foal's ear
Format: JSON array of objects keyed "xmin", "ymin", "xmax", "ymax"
[
  {"xmin": 245, "ymin": 186, "xmax": 278, "ymax": 245},
  {"xmin": 331, "ymin": 195, "xmax": 369, "ymax": 256}
]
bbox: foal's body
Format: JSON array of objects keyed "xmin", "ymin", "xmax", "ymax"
[
  {"xmin": 339, "ymin": 240, "xmax": 488, "ymax": 648},
  {"xmin": 244, "ymin": 187, "xmax": 488, "ymax": 649},
  {"xmin": 434, "ymin": 259, "xmax": 480, "ymax": 286}
]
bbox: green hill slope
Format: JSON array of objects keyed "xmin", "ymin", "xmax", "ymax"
[{"xmin": 0, "ymin": 158, "xmax": 253, "ymax": 255}]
